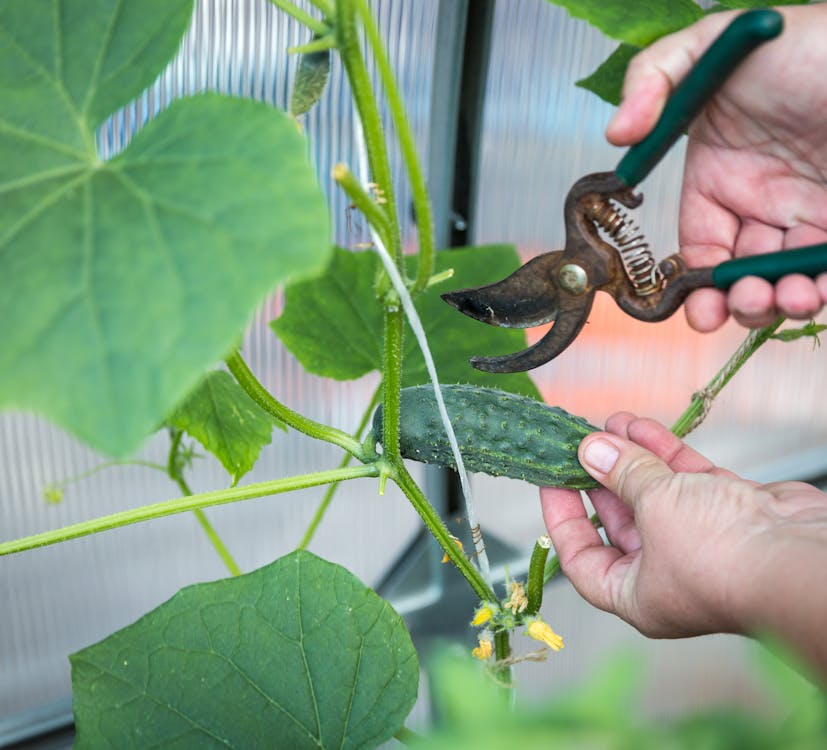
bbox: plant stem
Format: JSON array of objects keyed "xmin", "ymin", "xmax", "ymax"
[
  {"xmin": 671, "ymin": 317, "xmax": 784, "ymax": 438},
  {"xmin": 167, "ymin": 430, "xmax": 242, "ymax": 577},
  {"xmin": 298, "ymin": 383, "xmax": 382, "ymax": 550},
  {"xmin": 288, "ymin": 36, "xmax": 337, "ymax": 55},
  {"xmin": 306, "ymin": 0, "xmax": 334, "ymax": 17},
  {"xmin": 226, "ymin": 350, "xmax": 367, "ymax": 460},
  {"xmin": 354, "ymin": 0, "xmax": 435, "ymax": 293},
  {"xmin": 493, "ymin": 630, "xmax": 513, "ymax": 688},
  {"xmin": 336, "ymin": 0, "xmax": 402, "ymax": 266},
  {"xmin": 332, "ymin": 163, "xmax": 393, "ymax": 251},
  {"xmin": 393, "ymin": 726, "xmax": 424, "ymax": 746},
  {"xmin": 267, "ymin": 0, "xmax": 331, "ymax": 35},
  {"xmin": 381, "ymin": 311, "xmax": 405, "ymax": 461},
  {"xmin": 393, "ymin": 465, "xmax": 495, "ymax": 602},
  {"xmin": 0, "ymin": 466, "xmax": 380, "ymax": 557}
]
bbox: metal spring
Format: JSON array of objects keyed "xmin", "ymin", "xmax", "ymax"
[{"xmin": 587, "ymin": 199, "xmax": 663, "ymax": 295}]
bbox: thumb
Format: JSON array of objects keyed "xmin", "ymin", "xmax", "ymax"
[{"xmin": 579, "ymin": 433, "xmax": 673, "ymax": 509}]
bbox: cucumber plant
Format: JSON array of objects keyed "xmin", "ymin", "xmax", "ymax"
[{"xmin": 0, "ymin": 0, "xmax": 822, "ymax": 747}]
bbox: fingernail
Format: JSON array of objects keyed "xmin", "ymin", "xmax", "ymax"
[{"xmin": 582, "ymin": 439, "xmax": 619, "ymax": 474}]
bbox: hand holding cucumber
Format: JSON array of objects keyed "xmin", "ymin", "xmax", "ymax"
[{"xmin": 541, "ymin": 414, "xmax": 827, "ymax": 680}]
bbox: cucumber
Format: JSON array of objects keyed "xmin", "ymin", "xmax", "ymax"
[{"xmin": 372, "ymin": 385, "xmax": 599, "ymax": 489}]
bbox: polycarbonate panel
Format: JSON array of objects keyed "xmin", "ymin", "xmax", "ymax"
[
  {"xmin": 0, "ymin": 0, "xmax": 439, "ymax": 733},
  {"xmin": 472, "ymin": 0, "xmax": 826, "ymax": 713}
]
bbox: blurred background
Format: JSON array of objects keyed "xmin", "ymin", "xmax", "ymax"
[{"xmin": 2, "ymin": 0, "xmax": 826, "ymax": 746}]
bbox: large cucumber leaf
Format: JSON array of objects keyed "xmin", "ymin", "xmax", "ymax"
[
  {"xmin": 71, "ymin": 550, "xmax": 418, "ymax": 749},
  {"xmin": 272, "ymin": 245, "xmax": 541, "ymax": 399},
  {"xmin": 0, "ymin": 1, "xmax": 331, "ymax": 456},
  {"xmin": 544, "ymin": 0, "xmax": 702, "ymax": 47}
]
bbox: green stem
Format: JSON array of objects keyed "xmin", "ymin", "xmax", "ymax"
[
  {"xmin": 43, "ymin": 459, "xmax": 169, "ymax": 497},
  {"xmin": 393, "ymin": 726, "xmax": 424, "ymax": 746},
  {"xmin": 191, "ymin": 509, "xmax": 242, "ymax": 576},
  {"xmin": 306, "ymin": 0, "xmax": 334, "ymax": 17},
  {"xmin": 393, "ymin": 465, "xmax": 495, "ymax": 602},
  {"xmin": 671, "ymin": 317, "xmax": 784, "ymax": 438},
  {"xmin": 492, "ymin": 630, "xmax": 513, "ymax": 688},
  {"xmin": 333, "ymin": 163, "xmax": 393, "ymax": 251},
  {"xmin": 288, "ymin": 36, "xmax": 336, "ymax": 55},
  {"xmin": 525, "ymin": 535, "xmax": 551, "ymax": 615},
  {"xmin": 226, "ymin": 350, "xmax": 367, "ymax": 460},
  {"xmin": 167, "ymin": 430, "xmax": 242, "ymax": 577},
  {"xmin": 381, "ymin": 311, "xmax": 404, "ymax": 461},
  {"xmin": 298, "ymin": 383, "xmax": 382, "ymax": 550},
  {"xmin": 267, "ymin": 0, "xmax": 330, "ymax": 35},
  {"xmin": 354, "ymin": 0, "xmax": 435, "ymax": 293},
  {"xmin": 0, "ymin": 466, "xmax": 380, "ymax": 557},
  {"xmin": 336, "ymin": 0, "xmax": 402, "ymax": 265}
]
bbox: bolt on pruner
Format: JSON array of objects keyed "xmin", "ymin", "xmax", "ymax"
[{"xmin": 442, "ymin": 9, "xmax": 827, "ymax": 373}]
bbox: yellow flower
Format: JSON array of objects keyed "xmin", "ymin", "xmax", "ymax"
[
  {"xmin": 527, "ymin": 618, "xmax": 564, "ymax": 651},
  {"xmin": 441, "ymin": 536, "xmax": 464, "ymax": 564},
  {"xmin": 472, "ymin": 636, "xmax": 493, "ymax": 660},
  {"xmin": 471, "ymin": 603, "xmax": 496, "ymax": 627}
]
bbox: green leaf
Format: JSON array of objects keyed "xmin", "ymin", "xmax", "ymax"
[
  {"xmin": 0, "ymin": 1, "xmax": 331, "ymax": 456},
  {"xmin": 771, "ymin": 322, "xmax": 826, "ymax": 345},
  {"xmin": 576, "ymin": 43, "xmax": 640, "ymax": 106},
  {"xmin": 715, "ymin": 0, "xmax": 807, "ymax": 7},
  {"xmin": 545, "ymin": 0, "xmax": 703, "ymax": 47},
  {"xmin": 272, "ymin": 245, "xmax": 540, "ymax": 399},
  {"xmin": 71, "ymin": 550, "xmax": 418, "ymax": 749},
  {"xmin": 166, "ymin": 371, "xmax": 284, "ymax": 486}
]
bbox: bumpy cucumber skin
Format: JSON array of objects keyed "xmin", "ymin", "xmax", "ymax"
[{"xmin": 373, "ymin": 385, "xmax": 599, "ymax": 489}]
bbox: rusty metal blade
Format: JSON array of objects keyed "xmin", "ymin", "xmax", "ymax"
[
  {"xmin": 468, "ymin": 293, "xmax": 594, "ymax": 372},
  {"xmin": 440, "ymin": 251, "xmax": 564, "ymax": 329}
]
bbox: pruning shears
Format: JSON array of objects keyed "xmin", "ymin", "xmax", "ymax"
[{"xmin": 442, "ymin": 9, "xmax": 827, "ymax": 373}]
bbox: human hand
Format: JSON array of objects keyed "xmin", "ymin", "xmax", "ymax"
[
  {"xmin": 607, "ymin": 5, "xmax": 827, "ymax": 332},
  {"xmin": 540, "ymin": 413, "xmax": 827, "ymax": 643}
]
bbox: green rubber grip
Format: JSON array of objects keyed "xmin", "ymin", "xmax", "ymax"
[
  {"xmin": 712, "ymin": 243, "xmax": 827, "ymax": 289},
  {"xmin": 615, "ymin": 9, "xmax": 782, "ymax": 188}
]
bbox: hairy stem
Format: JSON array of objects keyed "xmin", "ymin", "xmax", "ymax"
[
  {"xmin": 298, "ymin": 383, "xmax": 382, "ymax": 550},
  {"xmin": 393, "ymin": 465, "xmax": 495, "ymax": 602},
  {"xmin": 167, "ymin": 430, "xmax": 242, "ymax": 577},
  {"xmin": 226, "ymin": 350, "xmax": 367, "ymax": 460},
  {"xmin": 268, "ymin": 0, "xmax": 330, "ymax": 35},
  {"xmin": 336, "ymin": 0, "xmax": 402, "ymax": 265},
  {"xmin": 0, "ymin": 466, "xmax": 380, "ymax": 557},
  {"xmin": 671, "ymin": 317, "xmax": 784, "ymax": 438},
  {"xmin": 354, "ymin": 0, "xmax": 435, "ymax": 293},
  {"xmin": 333, "ymin": 163, "xmax": 393, "ymax": 251}
]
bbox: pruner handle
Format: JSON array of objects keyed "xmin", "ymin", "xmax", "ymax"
[
  {"xmin": 711, "ymin": 243, "xmax": 827, "ymax": 290},
  {"xmin": 615, "ymin": 9, "xmax": 782, "ymax": 188}
]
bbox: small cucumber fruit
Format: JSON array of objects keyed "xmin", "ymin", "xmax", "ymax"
[{"xmin": 372, "ymin": 384, "xmax": 599, "ymax": 489}]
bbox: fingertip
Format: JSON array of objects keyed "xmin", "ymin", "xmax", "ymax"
[
  {"xmin": 604, "ymin": 411, "xmax": 637, "ymax": 436},
  {"xmin": 579, "ymin": 435, "xmax": 621, "ymax": 476},
  {"xmin": 685, "ymin": 288, "xmax": 728, "ymax": 332},
  {"xmin": 728, "ymin": 277, "xmax": 777, "ymax": 327},
  {"xmin": 775, "ymin": 275, "xmax": 821, "ymax": 320}
]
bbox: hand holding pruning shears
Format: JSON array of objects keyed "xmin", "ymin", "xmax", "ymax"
[{"xmin": 443, "ymin": 8, "xmax": 827, "ymax": 372}]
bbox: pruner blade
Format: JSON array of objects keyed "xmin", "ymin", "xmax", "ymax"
[
  {"xmin": 441, "ymin": 250, "xmax": 595, "ymax": 373},
  {"xmin": 441, "ymin": 251, "xmax": 564, "ymax": 329}
]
